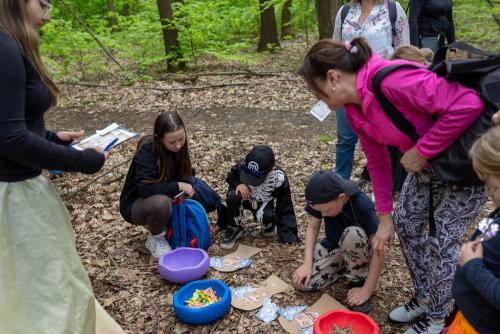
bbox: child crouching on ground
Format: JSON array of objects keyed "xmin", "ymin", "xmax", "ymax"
[
  {"xmin": 222, "ymin": 145, "xmax": 298, "ymax": 249},
  {"xmin": 293, "ymin": 171, "xmax": 384, "ymax": 313}
]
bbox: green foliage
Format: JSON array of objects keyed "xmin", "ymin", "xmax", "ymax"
[
  {"xmin": 41, "ymin": 0, "xmax": 499, "ymax": 80},
  {"xmin": 319, "ymin": 134, "xmax": 334, "ymax": 144}
]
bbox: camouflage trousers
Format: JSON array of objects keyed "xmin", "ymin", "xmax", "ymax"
[{"xmin": 300, "ymin": 226, "xmax": 370, "ymax": 291}]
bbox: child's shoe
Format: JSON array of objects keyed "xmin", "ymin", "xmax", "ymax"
[
  {"xmin": 221, "ymin": 225, "xmax": 244, "ymax": 249},
  {"xmin": 145, "ymin": 231, "xmax": 172, "ymax": 258}
]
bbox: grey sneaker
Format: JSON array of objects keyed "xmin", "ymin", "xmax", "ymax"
[
  {"xmin": 221, "ymin": 226, "xmax": 244, "ymax": 249},
  {"xmin": 262, "ymin": 224, "xmax": 277, "ymax": 238},
  {"xmin": 145, "ymin": 232, "xmax": 172, "ymax": 258},
  {"xmin": 389, "ymin": 297, "xmax": 428, "ymax": 324},
  {"xmin": 403, "ymin": 314, "xmax": 445, "ymax": 334}
]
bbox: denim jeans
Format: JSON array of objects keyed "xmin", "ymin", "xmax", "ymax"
[{"xmin": 335, "ymin": 107, "xmax": 358, "ymax": 180}]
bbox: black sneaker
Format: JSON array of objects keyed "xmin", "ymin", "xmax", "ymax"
[
  {"xmin": 221, "ymin": 226, "xmax": 244, "ymax": 249},
  {"xmin": 350, "ymin": 296, "xmax": 372, "ymax": 314}
]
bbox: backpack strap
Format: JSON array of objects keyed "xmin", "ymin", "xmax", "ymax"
[
  {"xmin": 431, "ymin": 41, "xmax": 498, "ymax": 68},
  {"xmin": 372, "ymin": 64, "xmax": 421, "ymax": 142},
  {"xmin": 340, "ymin": 4, "xmax": 351, "ymax": 38},
  {"xmin": 387, "ymin": 0, "xmax": 398, "ymax": 43}
]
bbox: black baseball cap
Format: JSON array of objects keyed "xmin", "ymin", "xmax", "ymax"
[
  {"xmin": 239, "ymin": 145, "xmax": 275, "ymax": 187},
  {"xmin": 305, "ymin": 170, "xmax": 359, "ymax": 205}
]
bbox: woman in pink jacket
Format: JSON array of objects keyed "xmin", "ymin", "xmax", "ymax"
[{"xmin": 299, "ymin": 37, "xmax": 486, "ymax": 334}]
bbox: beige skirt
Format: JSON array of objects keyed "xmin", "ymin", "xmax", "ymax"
[{"xmin": 0, "ymin": 175, "xmax": 124, "ymax": 334}]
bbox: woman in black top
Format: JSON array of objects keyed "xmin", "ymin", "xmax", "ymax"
[
  {"xmin": 409, "ymin": 0, "xmax": 456, "ymax": 57},
  {"xmin": 0, "ymin": 1, "xmax": 122, "ymax": 333}
]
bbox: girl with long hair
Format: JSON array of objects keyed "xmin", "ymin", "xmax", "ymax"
[
  {"xmin": 298, "ymin": 37, "xmax": 486, "ymax": 333},
  {"xmin": 120, "ymin": 111, "xmax": 227, "ymax": 258},
  {"xmin": 0, "ymin": 0, "xmax": 123, "ymax": 333}
]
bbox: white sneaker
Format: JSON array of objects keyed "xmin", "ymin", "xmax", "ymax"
[
  {"xmin": 403, "ymin": 314, "xmax": 445, "ymax": 334},
  {"xmin": 389, "ymin": 297, "xmax": 428, "ymax": 324},
  {"xmin": 145, "ymin": 232, "xmax": 172, "ymax": 258}
]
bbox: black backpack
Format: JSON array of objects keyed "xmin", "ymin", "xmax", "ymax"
[
  {"xmin": 372, "ymin": 42, "xmax": 500, "ymax": 186},
  {"xmin": 340, "ymin": 0, "xmax": 397, "ymax": 46}
]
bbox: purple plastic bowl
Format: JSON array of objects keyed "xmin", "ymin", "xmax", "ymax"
[{"xmin": 158, "ymin": 247, "xmax": 209, "ymax": 285}]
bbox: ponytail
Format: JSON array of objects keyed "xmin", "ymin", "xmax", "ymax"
[{"xmin": 298, "ymin": 37, "xmax": 372, "ymax": 97}]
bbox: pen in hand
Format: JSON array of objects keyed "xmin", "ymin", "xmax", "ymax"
[{"xmin": 103, "ymin": 138, "xmax": 119, "ymax": 152}]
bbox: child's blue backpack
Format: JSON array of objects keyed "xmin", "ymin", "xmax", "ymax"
[{"xmin": 166, "ymin": 198, "xmax": 211, "ymax": 250}]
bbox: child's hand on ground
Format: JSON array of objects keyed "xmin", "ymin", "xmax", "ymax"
[
  {"xmin": 293, "ymin": 264, "xmax": 312, "ymax": 289},
  {"xmin": 459, "ymin": 240, "xmax": 483, "ymax": 267},
  {"xmin": 236, "ymin": 184, "xmax": 251, "ymax": 201},
  {"xmin": 347, "ymin": 286, "xmax": 372, "ymax": 306},
  {"xmin": 178, "ymin": 182, "xmax": 195, "ymax": 198}
]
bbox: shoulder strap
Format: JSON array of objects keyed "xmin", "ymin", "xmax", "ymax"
[
  {"xmin": 372, "ymin": 64, "xmax": 422, "ymax": 142},
  {"xmin": 340, "ymin": 4, "xmax": 351, "ymax": 33},
  {"xmin": 387, "ymin": 0, "xmax": 397, "ymax": 40}
]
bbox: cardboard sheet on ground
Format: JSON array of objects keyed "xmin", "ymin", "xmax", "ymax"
[
  {"xmin": 231, "ymin": 275, "xmax": 292, "ymax": 311},
  {"xmin": 213, "ymin": 244, "xmax": 261, "ymax": 272},
  {"xmin": 278, "ymin": 294, "xmax": 347, "ymax": 334}
]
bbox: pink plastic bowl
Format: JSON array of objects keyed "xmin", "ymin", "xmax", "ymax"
[{"xmin": 158, "ymin": 247, "xmax": 209, "ymax": 285}]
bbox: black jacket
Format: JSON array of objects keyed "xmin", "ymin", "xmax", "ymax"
[
  {"xmin": 120, "ymin": 142, "xmax": 182, "ymax": 221},
  {"xmin": 0, "ymin": 32, "xmax": 104, "ymax": 182},
  {"xmin": 452, "ymin": 209, "xmax": 500, "ymax": 333},
  {"xmin": 409, "ymin": 0, "xmax": 455, "ymax": 46},
  {"xmin": 226, "ymin": 161, "xmax": 299, "ymax": 243}
]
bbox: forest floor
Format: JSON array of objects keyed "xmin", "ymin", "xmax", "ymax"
[{"xmin": 46, "ymin": 57, "xmax": 495, "ymax": 334}]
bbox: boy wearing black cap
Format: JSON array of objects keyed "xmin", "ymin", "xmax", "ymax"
[
  {"xmin": 222, "ymin": 145, "xmax": 298, "ymax": 249},
  {"xmin": 292, "ymin": 170, "xmax": 384, "ymax": 313}
]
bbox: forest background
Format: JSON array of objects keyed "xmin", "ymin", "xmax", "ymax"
[{"xmin": 43, "ymin": 0, "xmax": 499, "ymax": 82}]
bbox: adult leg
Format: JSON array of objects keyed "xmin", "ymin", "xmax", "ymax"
[
  {"xmin": 427, "ymin": 181, "xmax": 486, "ymax": 320},
  {"xmin": 335, "ymin": 107, "xmax": 358, "ymax": 180},
  {"xmin": 390, "ymin": 171, "xmax": 432, "ymax": 323}
]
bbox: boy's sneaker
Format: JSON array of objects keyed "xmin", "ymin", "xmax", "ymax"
[
  {"xmin": 145, "ymin": 232, "xmax": 172, "ymax": 258},
  {"xmin": 403, "ymin": 314, "xmax": 445, "ymax": 334},
  {"xmin": 262, "ymin": 224, "xmax": 277, "ymax": 238},
  {"xmin": 221, "ymin": 226, "xmax": 244, "ymax": 249},
  {"xmin": 350, "ymin": 297, "xmax": 372, "ymax": 314},
  {"xmin": 389, "ymin": 296, "xmax": 428, "ymax": 324}
]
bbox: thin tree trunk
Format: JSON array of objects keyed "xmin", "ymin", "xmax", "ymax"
[
  {"xmin": 157, "ymin": 0, "xmax": 185, "ymax": 71},
  {"xmin": 281, "ymin": 0, "xmax": 293, "ymax": 39},
  {"xmin": 258, "ymin": 0, "xmax": 280, "ymax": 52},
  {"xmin": 106, "ymin": 0, "xmax": 118, "ymax": 27},
  {"xmin": 316, "ymin": 0, "xmax": 333, "ymax": 39},
  {"xmin": 122, "ymin": 2, "xmax": 130, "ymax": 17}
]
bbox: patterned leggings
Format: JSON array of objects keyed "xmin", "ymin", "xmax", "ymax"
[
  {"xmin": 393, "ymin": 170, "xmax": 486, "ymax": 319},
  {"xmin": 299, "ymin": 226, "xmax": 370, "ymax": 291}
]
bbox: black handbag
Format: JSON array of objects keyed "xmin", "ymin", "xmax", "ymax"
[
  {"xmin": 419, "ymin": 34, "xmax": 443, "ymax": 53},
  {"xmin": 372, "ymin": 42, "xmax": 500, "ymax": 186}
]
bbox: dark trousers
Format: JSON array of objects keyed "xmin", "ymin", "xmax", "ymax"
[{"xmin": 226, "ymin": 190, "xmax": 276, "ymax": 232}]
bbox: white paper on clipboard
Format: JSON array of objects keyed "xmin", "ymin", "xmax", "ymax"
[{"xmin": 72, "ymin": 123, "xmax": 138, "ymax": 151}]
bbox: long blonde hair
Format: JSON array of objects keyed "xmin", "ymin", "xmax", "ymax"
[
  {"xmin": 0, "ymin": 0, "xmax": 59, "ymax": 105},
  {"xmin": 470, "ymin": 126, "xmax": 500, "ymax": 179}
]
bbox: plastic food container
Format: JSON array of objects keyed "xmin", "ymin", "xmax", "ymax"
[
  {"xmin": 313, "ymin": 310, "xmax": 380, "ymax": 334},
  {"xmin": 158, "ymin": 247, "xmax": 209, "ymax": 285},
  {"xmin": 173, "ymin": 279, "xmax": 231, "ymax": 325}
]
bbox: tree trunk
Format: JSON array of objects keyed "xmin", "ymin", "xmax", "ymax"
[
  {"xmin": 156, "ymin": 0, "xmax": 185, "ymax": 71},
  {"xmin": 258, "ymin": 0, "xmax": 280, "ymax": 52},
  {"xmin": 316, "ymin": 0, "xmax": 333, "ymax": 39},
  {"xmin": 122, "ymin": 2, "xmax": 130, "ymax": 17},
  {"xmin": 106, "ymin": 0, "xmax": 118, "ymax": 27},
  {"xmin": 281, "ymin": 0, "xmax": 293, "ymax": 39}
]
